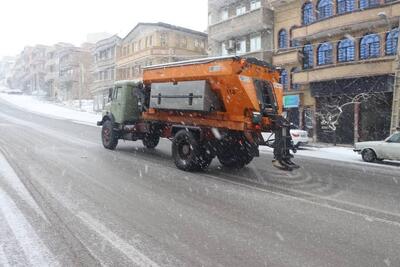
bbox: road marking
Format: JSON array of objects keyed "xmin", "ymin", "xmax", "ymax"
[
  {"xmin": 77, "ymin": 212, "xmax": 160, "ymax": 267},
  {"xmin": 203, "ymin": 172, "xmax": 400, "ymax": 228},
  {"xmin": 0, "ymin": 188, "xmax": 58, "ymax": 267},
  {"xmin": 0, "ymin": 152, "xmax": 48, "ymax": 222}
]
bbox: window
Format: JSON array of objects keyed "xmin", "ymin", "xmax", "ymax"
[
  {"xmin": 291, "ymin": 67, "xmax": 301, "ymax": 90},
  {"xmin": 387, "ymin": 133, "xmax": 400, "ymax": 143},
  {"xmin": 280, "ymin": 69, "xmax": 288, "ymax": 90},
  {"xmin": 236, "ymin": 5, "xmax": 246, "ymax": 16},
  {"xmin": 236, "ymin": 39, "xmax": 246, "ymax": 54},
  {"xmin": 278, "ymin": 29, "xmax": 288, "ymax": 49},
  {"xmin": 160, "ymin": 33, "xmax": 168, "ymax": 47},
  {"xmin": 386, "ymin": 28, "xmax": 399, "ymax": 55},
  {"xmin": 303, "ymin": 44, "xmax": 314, "ymax": 69},
  {"xmin": 250, "ymin": 34, "xmax": 261, "ymax": 52},
  {"xmin": 360, "ymin": 33, "xmax": 380, "ymax": 59},
  {"xmin": 317, "ymin": 0, "xmax": 333, "ymax": 20},
  {"xmin": 338, "ymin": 38, "xmax": 355, "ymax": 62},
  {"xmin": 359, "ymin": 0, "xmax": 380, "ymax": 9},
  {"xmin": 302, "ymin": 2, "xmax": 315, "ymax": 25},
  {"xmin": 250, "ymin": 0, "xmax": 261, "ymax": 10},
  {"xmin": 208, "ymin": 13, "xmax": 212, "ymax": 25},
  {"xmin": 337, "ymin": 0, "xmax": 355, "ymax": 14},
  {"xmin": 221, "ymin": 42, "xmax": 228, "ymax": 56},
  {"xmin": 221, "ymin": 9, "xmax": 229, "ymax": 20},
  {"xmin": 317, "ymin": 42, "xmax": 333, "ymax": 65}
]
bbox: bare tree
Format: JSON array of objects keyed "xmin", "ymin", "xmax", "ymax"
[{"xmin": 314, "ymin": 92, "xmax": 382, "ymax": 145}]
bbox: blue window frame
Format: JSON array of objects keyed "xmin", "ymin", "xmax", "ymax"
[
  {"xmin": 291, "ymin": 67, "xmax": 300, "ymax": 90},
  {"xmin": 338, "ymin": 39, "xmax": 355, "ymax": 62},
  {"xmin": 317, "ymin": 0, "xmax": 333, "ymax": 20},
  {"xmin": 386, "ymin": 28, "xmax": 399, "ymax": 55},
  {"xmin": 280, "ymin": 69, "xmax": 288, "ymax": 90},
  {"xmin": 359, "ymin": 0, "xmax": 380, "ymax": 9},
  {"xmin": 302, "ymin": 2, "xmax": 314, "ymax": 25},
  {"xmin": 278, "ymin": 29, "xmax": 288, "ymax": 49},
  {"xmin": 317, "ymin": 42, "xmax": 333, "ymax": 65},
  {"xmin": 337, "ymin": 0, "xmax": 355, "ymax": 14},
  {"xmin": 303, "ymin": 44, "xmax": 314, "ymax": 69},
  {"xmin": 360, "ymin": 34, "xmax": 380, "ymax": 59}
]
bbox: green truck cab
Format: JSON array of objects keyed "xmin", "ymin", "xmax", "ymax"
[{"xmin": 99, "ymin": 80, "xmax": 143, "ymax": 125}]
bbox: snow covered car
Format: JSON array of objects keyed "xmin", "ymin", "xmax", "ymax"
[
  {"xmin": 262, "ymin": 128, "xmax": 309, "ymax": 148},
  {"xmin": 354, "ymin": 132, "xmax": 400, "ymax": 162}
]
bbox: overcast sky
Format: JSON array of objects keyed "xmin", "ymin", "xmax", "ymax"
[{"xmin": 0, "ymin": 0, "xmax": 208, "ymax": 58}]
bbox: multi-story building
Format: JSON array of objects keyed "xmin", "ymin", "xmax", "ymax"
[
  {"xmin": 271, "ymin": 0, "xmax": 400, "ymax": 144},
  {"xmin": 116, "ymin": 22, "xmax": 208, "ymax": 81},
  {"xmin": 9, "ymin": 46, "xmax": 34, "ymax": 92},
  {"xmin": 91, "ymin": 35, "xmax": 120, "ymax": 111},
  {"xmin": 29, "ymin": 45, "xmax": 50, "ymax": 94},
  {"xmin": 44, "ymin": 43, "xmax": 74, "ymax": 99},
  {"xmin": 208, "ymin": 0, "xmax": 274, "ymax": 62},
  {"xmin": 0, "ymin": 56, "xmax": 16, "ymax": 86},
  {"xmin": 58, "ymin": 43, "xmax": 93, "ymax": 101}
]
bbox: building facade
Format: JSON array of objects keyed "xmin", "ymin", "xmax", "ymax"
[
  {"xmin": 58, "ymin": 44, "xmax": 93, "ymax": 101},
  {"xmin": 116, "ymin": 22, "xmax": 208, "ymax": 81},
  {"xmin": 208, "ymin": 0, "xmax": 274, "ymax": 62},
  {"xmin": 44, "ymin": 43, "xmax": 74, "ymax": 99},
  {"xmin": 0, "ymin": 56, "xmax": 15, "ymax": 86},
  {"xmin": 271, "ymin": 0, "xmax": 400, "ymax": 144},
  {"xmin": 90, "ymin": 35, "xmax": 120, "ymax": 111},
  {"xmin": 29, "ymin": 45, "xmax": 50, "ymax": 94}
]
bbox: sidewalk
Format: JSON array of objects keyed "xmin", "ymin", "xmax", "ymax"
[{"xmin": 0, "ymin": 92, "xmax": 100, "ymax": 126}]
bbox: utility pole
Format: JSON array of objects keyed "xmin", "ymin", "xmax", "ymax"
[{"xmin": 79, "ymin": 63, "xmax": 84, "ymax": 109}]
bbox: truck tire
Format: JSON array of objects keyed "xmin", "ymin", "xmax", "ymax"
[
  {"xmin": 142, "ymin": 133, "xmax": 160, "ymax": 149},
  {"xmin": 172, "ymin": 130, "xmax": 210, "ymax": 171},
  {"xmin": 102, "ymin": 120, "xmax": 118, "ymax": 150},
  {"xmin": 217, "ymin": 144, "xmax": 253, "ymax": 168}
]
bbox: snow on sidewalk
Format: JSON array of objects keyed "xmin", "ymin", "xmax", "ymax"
[
  {"xmin": 260, "ymin": 145, "xmax": 400, "ymax": 168},
  {"xmin": 0, "ymin": 93, "xmax": 100, "ymax": 126}
]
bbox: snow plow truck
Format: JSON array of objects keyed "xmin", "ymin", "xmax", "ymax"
[{"xmin": 97, "ymin": 56, "xmax": 298, "ymax": 171}]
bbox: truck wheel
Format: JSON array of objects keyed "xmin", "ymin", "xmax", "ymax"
[
  {"xmin": 172, "ymin": 130, "xmax": 204, "ymax": 171},
  {"xmin": 217, "ymin": 144, "xmax": 253, "ymax": 168},
  {"xmin": 362, "ymin": 149, "xmax": 376, "ymax": 162},
  {"xmin": 102, "ymin": 120, "xmax": 118, "ymax": 150},
  {"xmin": 142, "ymin": 133, "xmax": 160, "ymax": 149}
]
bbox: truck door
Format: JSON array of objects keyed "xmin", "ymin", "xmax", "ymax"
[{"xmin": 111, "ymin": 86, "xmax": 124, "ymax": 124}]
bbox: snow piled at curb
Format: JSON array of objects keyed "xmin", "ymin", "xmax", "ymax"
[
  {"xmin": 0, "ymin": 93, "xmax": 100, "ymax": 126},
  {"xmin": 260, "ymin": 145, "xmax": 400, "ymax": 167}
]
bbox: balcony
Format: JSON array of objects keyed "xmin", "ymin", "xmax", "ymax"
[
  {"xmin": 273, "ymin": 48, "xmax": 301, "ymax": 66},
  {"xmin": 292, "ymin": 2, "xmax": 400, "ymax": 41},
  {"xmin": 292, "ymin": 56, "xmax": 396, "ymax": 84},
  {"xmin": 208, "ymin": 7, "xmax": 272, "ymax": 42}
]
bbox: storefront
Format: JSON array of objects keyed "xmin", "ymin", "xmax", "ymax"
[{"xmin": 311, "ymin": 75, "xmax": 393, "ymax": 144}]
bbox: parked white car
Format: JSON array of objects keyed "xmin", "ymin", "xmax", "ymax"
[
  {"xmin": 262, "ymin": 128, "xmax": 309, "ymax": 148},
  {"xmin": 354, "ymin": 132, "xmax": 400, "ymax": 162}
]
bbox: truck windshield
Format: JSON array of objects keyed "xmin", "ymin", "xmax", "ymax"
[{"xmin": 254, "ymin": 79, "xmax": 278, "ymax": 115}]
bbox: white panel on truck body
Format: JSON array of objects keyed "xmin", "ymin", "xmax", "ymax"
[{"xmin": 149, "ymin": 80, "xmax": 221, "ymax": 112}]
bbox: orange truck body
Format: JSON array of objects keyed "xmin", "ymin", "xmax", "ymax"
[{"xmin": 142, "ymin": 56, "xmax": 283, "ymax": 132}]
